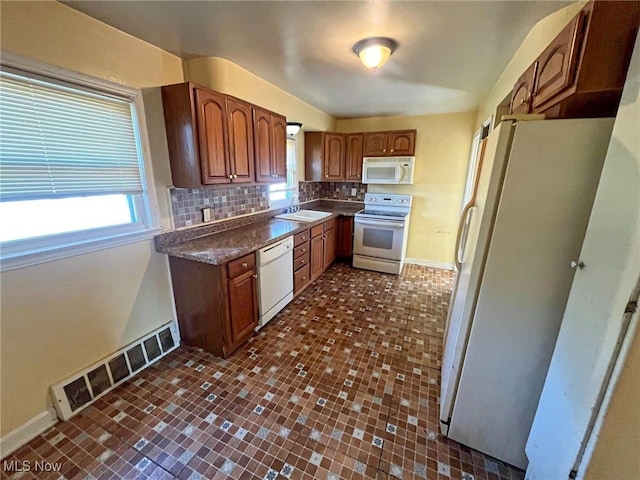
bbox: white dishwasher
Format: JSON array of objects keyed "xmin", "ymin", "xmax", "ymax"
[{"xmin": 257, "ymin": 236, "xmax": 293, "ymax": 329}]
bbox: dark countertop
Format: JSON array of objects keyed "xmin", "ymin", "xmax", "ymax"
[{"xmin": 156, "ymin": 203, "xmax": 362, "ymax": 265}]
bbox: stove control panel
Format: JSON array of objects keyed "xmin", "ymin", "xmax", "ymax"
[{"xmin": 364, "ymin": 193, "xmax": 412, "ymax": 207}]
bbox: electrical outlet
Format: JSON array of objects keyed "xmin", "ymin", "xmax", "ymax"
[
  {"xmin": 351, "ymin": 188, "xmax": 357, "ymax": 197},
  {"xmin": 202, "ymin": 207, "xmax": 211, "ymax": 222}
]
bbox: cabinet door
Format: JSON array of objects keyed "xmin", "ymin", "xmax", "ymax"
[
  {"xmin": 310, "ymin": 234, "xmax": 324, "ymax": 280},
  {"xmin": 195, "ymin": 88, "xmax": 230, "ymax": 184},
  {"xmin": 336, "ymin": 217, "xmax": 354, "ymax": 257},
  {"xmin": 323, "ymin": 133, "xmax": 345, "ymax": 180},
  {"xmin": 323, "ymin": 226, "xmax": 336, "ymax": 269},
  {"xmin": 363, "ymin": 132, "xmax": 389, "ymax": 156},
  {"xmin": 510, "ymin": 62, "xmax": 538, "ymax": 114},
  {"xmin": 272, "ymin": 114, "xmax": 287, "ymax": 180},
  {"xmin": 228, "ymin": 269, "xmax": 258, "ymax": 345},
  {"xmin": 532, "ymin": 12, "xmax": 584, "ymax": 109},
  {"xmin": 253, "ymin": 107, "xmax": 275, "ymax": 182},
  {"xmin": 345, "ymin": 134, "xmax": 363, "ymax": 181},
  {"xmin": 388, "ymin": 131, "xmax": 416, "ymax": 156},
  {"xmin": 226, "ymin": 98, "xmax": 254, "ymax": 183}
]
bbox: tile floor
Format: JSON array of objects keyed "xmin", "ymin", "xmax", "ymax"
[{"xmin": 2, "ymin": 263, "xmax": 525, "ymax": 480}]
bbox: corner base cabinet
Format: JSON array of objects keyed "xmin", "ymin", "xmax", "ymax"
[{"xmin": 168, "ymin": 252, "xmax": 258, "ymax": 358}]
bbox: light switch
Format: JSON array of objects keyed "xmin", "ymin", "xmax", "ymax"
[
  {"xmin": 351, "ymin": 188, "xmax": 357, "ymax": 196},
  {"xmin": 202, "ymin": 207, "xmax": 211, "ymax": 222}
]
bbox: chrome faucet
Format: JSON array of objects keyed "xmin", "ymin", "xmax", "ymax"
[{"xmin": 288, "ymin": 194, "xmax": 300, "ymax": 213}]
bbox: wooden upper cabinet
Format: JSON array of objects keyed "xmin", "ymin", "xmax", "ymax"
[
  {"xmin": 272, "ymin": 114, "xmax": 287, "ymax": 179},
  {"xmin": 161, "ymin": 82, "xmax": 289, "ymax": 188},
  {"xmin": 323, "ymin": 133, "xmax": 345, "ymax": 180},
  {"xmin": 509, "ymin": 1, "xmax": 640, "ymax": 119},
  {"xmin": 532, "ymin": 12, "xmax": 584, "ymax": 109},
  {"xmin": 253, "ymin": 107, "xmax": 287, "ymax": 183},
  {"xmin": 226, "ymin": 97, "xmax": 254, "ymax": 183},
  {"xmin": 253, "ymin": 108, "xmax": 274, "ymax": 183},
  {"xmin": 363, "ymin": 132, "xmax": 389, "ymax": 156},
  {"xmin": 510, "ymin": 62, "xmax": 538, "ymax": 114},
  {"xmin": 195, "ymin": 88, "xmax": 230, "ymax": 184},
  {"xmin": 388, "ymin": 131, "xmax": 416, "ymax": 155},
  {"xmin": 306, "ymin": 129, "xmax": 416, "ymax": 180},
  {"xmin": 363, "ymin": 130, "xmax": 416, "ymax": 156},
  {"xmin": 345, "ymin": 133, "xmax": 363, "ymax": 181}
]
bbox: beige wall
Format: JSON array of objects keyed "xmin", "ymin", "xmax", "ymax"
[
  {"xmin": 476, "ymin": 1, "xmax": 586, "ymax": 129},
  {"xmin": 584, "ymin": 325, "xmax": 640, "ymax": 479},
  {"xmin": 0, "ymin": 1, "xmax": 183, "ymax": 436},
  {"xmin": 185, "ymin": 57, "xmax": 336, "ymax": 178},
  {"xmin": 337, "ymin": 112, "xmax": 476, "ymax": 265}
]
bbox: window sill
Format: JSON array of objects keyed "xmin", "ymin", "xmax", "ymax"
[{"xmin": 0, "ymin": 227, "xmax": 163, "ymax": 273}]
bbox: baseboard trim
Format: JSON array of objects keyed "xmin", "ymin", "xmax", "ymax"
[
  {"xmin": 405, "ymin": 258, "xmax": 454, "ymax": 270},
  {"xmin": 1, "ymin": 408, "xmax": 57, "ymax": 459}
]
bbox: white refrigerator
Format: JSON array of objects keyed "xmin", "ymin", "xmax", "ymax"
[
  {"xmin": 439, "ymin": 117, "xmax": 614, "ymax": 469},
  {"xmin": 525, "ymin": 35, "xmax": 640, "ymax": 480}
]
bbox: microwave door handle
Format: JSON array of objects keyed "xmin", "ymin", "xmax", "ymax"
[{"xmin": 396, "ymin": 165, "xmax": 403, "ymax": 183}]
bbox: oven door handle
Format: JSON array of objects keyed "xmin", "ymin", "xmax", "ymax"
[{"xmin": 355, "ymin": 219, "xmax": 405, "ymax": 228}]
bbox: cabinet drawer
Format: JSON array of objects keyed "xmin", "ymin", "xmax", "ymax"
[
  {"xmin": 294, "ymin": 264, "xmax": 310, "ymax": 293},
  {"xmin": 227, "ymin": 253, "xmax": 256, "ymax": 279},
  {"xmin": 311, "ymin": 224, "xmax": 323, "ymax": 238},
  {"xmin": 294, "ymin": 243, "xmax": 309, "ymax": 259},
  {"xmin": 294, "ymin": 252, "xmax": 309, "ymax": 271},
  {"xmin": 324, "ymin": 218, "xmax": 336, "ymax": 232},
  {"xmin": 294, "ymin": 230, "xmax": 310, "ymax": 247}
]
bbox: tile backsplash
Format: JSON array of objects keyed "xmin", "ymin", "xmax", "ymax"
[
  {"xmin": 170, "ymin": 185, "xmax": 269, "ymax": 229},
  {"xmin": 319, "ymin": 182, "xmax": 367, "ymax": 202},
  {"xmin": 170, "ymin": 181, "xmax": 366, "ymax": 229}
]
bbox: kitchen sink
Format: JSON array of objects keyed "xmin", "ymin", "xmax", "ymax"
[{"xmin": 275, "ymin": 209, "xmax": 332, "ymax": 222}]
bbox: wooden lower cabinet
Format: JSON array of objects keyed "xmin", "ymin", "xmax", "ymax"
[
  {"xmin": 336, "ymin": 216, "xmax": 354, "ymax": 258},
  {"xmin": 310, "ymin": 233, "xmax": 324, "ymax": 282},
  {"xmin": 323, "ymin": 221, "xmax": 336, "ymax": 269},
  {"xmin": 228, "ymin": 269, "xmax": 258, "ymax": 346},
  {"xmin": 168, "ymin": 252, "xmax": 258, "ymax": 358},
  {"xmin": 309, "ymin": 219, "xmax": 337, "ymax": 282},
  {"xmin": 293, "ymin": 229, "xmax": 311, "ymax": 293}
]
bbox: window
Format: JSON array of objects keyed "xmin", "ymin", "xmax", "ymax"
[
  {"xmin": 268, "ymin": 138, "xmax": 298, "ymax": 207},
  {"xmin": 0, "ymin": 56, "xmax": 157, "ymax": 271}
]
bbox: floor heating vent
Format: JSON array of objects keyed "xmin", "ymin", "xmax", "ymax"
[{"xmin": 50, "ymin": 322, "xmax": 179, "ymax": 421}]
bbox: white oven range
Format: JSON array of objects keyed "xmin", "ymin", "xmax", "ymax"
[{"xmin": 353, "ymin": 193, "xmax": 412, "ymax": 275}]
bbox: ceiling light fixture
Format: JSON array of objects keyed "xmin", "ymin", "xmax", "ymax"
[
  {"xmin": 352, "ymin": 37, "xmax": 398, "ymax": 71},
  {"xmin": 286, "ymin": 122, "xmax": 302, "ymax": 136}
]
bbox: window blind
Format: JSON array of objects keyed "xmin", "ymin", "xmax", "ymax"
[{"xmin": 0, "ymin": 70, "xmax": 144, "ymax": 202}]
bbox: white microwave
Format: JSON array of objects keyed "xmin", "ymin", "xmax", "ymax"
[{"xmin": 362, "ymin": 156, "xmax": 415, "ymax": 184}]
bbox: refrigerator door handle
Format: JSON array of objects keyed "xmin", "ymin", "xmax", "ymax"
[{"xmin": 454, "ymin": 203, "xmax": 474, "ymax": 270}]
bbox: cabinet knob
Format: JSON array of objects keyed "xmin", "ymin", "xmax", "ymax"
[
  {"xmin": 253, "ymin": 274, "xmax": 258, "ymax": 278},
  {"xmin": 325, "ymin": 174, "xmax": 329, "ymax": 178},
  {"xmin": 383, "ymin": 148, "xmax": 386, "ymax": 153},
  {"xmin": 234, "ymin": 174, "xmax": 238, "ymax": 179},
  {"xmin": 390, "ymin": 149, "xmax": 394, "ymax": 153},
  {"xmin": 302, "ymin": 276, "xmax": 306, "ymax": 280},
  {"xmin": 302, "ymin": 248, "xmax": 306, "ymax": 252},
  {"xmin": 242, "ymin": 262, "xmax": 248, "ymax": 268},
  {"xmin": 302, "ymin": 236, "xmax": 306, "ymax": 240},
  {"xmin": 520, "ymin": 98, "xmax": 525, "ymax": 105},
  {"xmin": 229, "ymin": 174, "xmax": 233, "ymax": 179}
]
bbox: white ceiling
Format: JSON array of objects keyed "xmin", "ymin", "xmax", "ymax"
[{"xmin": 64, "ymin": 1, "xmax": 572, "ymax": 119}]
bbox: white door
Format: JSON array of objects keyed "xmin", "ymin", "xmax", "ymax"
[{"xmin": 525, "ymin": 36, "xmax": 640, "ymax": 480}]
